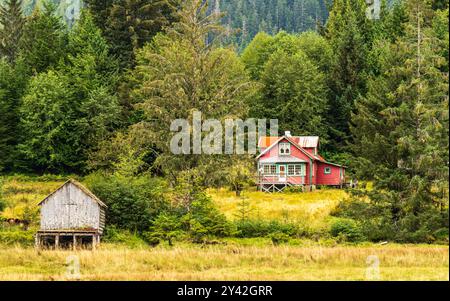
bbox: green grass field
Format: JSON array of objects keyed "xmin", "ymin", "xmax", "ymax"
[{"xmin": 0, "ymin": 177, "xmax": 448, "ymax": 281}]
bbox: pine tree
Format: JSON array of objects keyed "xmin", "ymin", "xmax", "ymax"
[
  {"xmin": 325, "ymin": 0, "xmax": 373, "ymax": 150},
  {"xmin": 346, "ymin": 0, "xmax": 449, "ymax": 242},
  {"xmin": 105, "ymin": 0, "xmax": 176, "ymax": 69},
  {"xmin": 18, "ymin": 2, "xmax": 67, "ymax": 75},
  {"xmin": 84, "ymin": 0, "xmax": 114, "ymax": 32},
  {"xmin": 19, "ymin": 10, "xmax": 120, "ymax": 173},
  {"xmin": 0, "ymin": 0, "xmax": 25, "ymax": 62},
  {"xmin": 0, "ymin": 57, "xmax": 27, "ymax": 172}
]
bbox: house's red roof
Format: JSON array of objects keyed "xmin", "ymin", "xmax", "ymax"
[{"xmin": 259, "ymin": 136, "xmax": 319, "ymax": 148}]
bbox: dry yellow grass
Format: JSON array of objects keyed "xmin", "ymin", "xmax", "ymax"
[
  {"xmin": 209, "ymin": 188, "xmax": 347, "ymax": 230},
  {"xmin": 0, "ymin": 243, "xmax": 447, "ymax": 281}
]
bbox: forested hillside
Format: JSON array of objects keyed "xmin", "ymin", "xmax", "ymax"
[
  {"xmin": 1, "ymin": 0, "xmax": 329, "ymax": 49},
  {"xmin": 210, "ymin": 0, "xmax": 329, "ymax": 50}
]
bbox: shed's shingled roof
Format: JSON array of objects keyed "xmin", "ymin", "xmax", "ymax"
[{"xmin": 38, "ymin": 179, "xmax": 107, "ymax": 208}]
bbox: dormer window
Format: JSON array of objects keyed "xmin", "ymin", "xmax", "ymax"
[{"xmin": 279, "ymin": 143, "xmax": 291, "ymax": 156}]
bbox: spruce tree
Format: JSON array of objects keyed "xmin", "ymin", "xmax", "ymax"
[
  {"xmin": 84, "ymin": 0, "xmax": 114, "ymax": 32},
  {"xmin": 0, "ymin": 57, "xmax": 27, "ymax": 172},
  {"xmin": 325, "ymin": 0, "xmax": 373, "ymax": 150},
  {"xmin": 104, "ymin": 0, "xmax": 176, "ymax": 69},
  {"xmin": 0, "ymin": 0, "xmax": 25, "ymax": 62},
  {"xmin": 346, "ymin": 0, "xmax": 449, "ymax": 243},
  {"xmin": 19, "ymin": 10, "xmax": 120, "ymax": 173},
  {"xmin": 18, "ymin": 2, "xmax": 67, "ymax": 75}
]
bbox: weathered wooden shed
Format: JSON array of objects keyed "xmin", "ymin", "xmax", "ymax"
[{"xmin": 35, "ymin": 179, "xmax": 107, "ymax": 250}]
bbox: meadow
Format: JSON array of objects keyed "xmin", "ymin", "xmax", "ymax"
[
  {"xmin": 209, "ymin": 188, "xmax": 348, "ymax": 232},
  {"xmin": 0, "ymin": 177, "xmax": 448, "ymax": 281},
  {"xmin": 0, "ymin": 242, "xmax": 448, "ymax": 280}
]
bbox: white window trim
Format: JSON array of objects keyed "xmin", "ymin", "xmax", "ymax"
[
  {"xmin": 262, "ymin": 164, "xmax": 277, "ymax": 175},
  {"xmin": 279, "ymin": 143, "xmax": 291, "ymax": 156},
  {"xmin": 287, "ymin": 164, "xmax": 306, "ymax": 176},
  {"xmin": 324, "ymin": 167, "xmax": 332, "ymax": 175}
]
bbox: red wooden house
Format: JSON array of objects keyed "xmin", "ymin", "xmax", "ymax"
[{"xmin": 256, "ymin": 132, "xmax": 346, "ymax": 192}]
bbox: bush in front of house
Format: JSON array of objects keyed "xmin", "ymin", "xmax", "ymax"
[{"xmin": 330, "ymin": 218, "xmax": 365, "ymax": 242}]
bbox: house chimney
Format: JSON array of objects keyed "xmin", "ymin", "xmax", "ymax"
[{"xmin": 285, "ymin": 131, "xmax": 292, "ymax": 137}]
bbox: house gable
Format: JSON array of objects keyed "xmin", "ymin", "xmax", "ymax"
[{"xmin": 257, "ymin": 136, "xmax": 315, "ymax": 161}]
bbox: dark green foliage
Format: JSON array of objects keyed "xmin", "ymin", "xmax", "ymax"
[
  {"xmin": 335, "ymin": 199, "xmax": 449, "ymax": 243},
  {"xmin": 104, "ymin": 0, "xmax": 176, "ymax": 69},
  {"xmin": 84, "ymin": 0, "xmax": 114, "ymax": 32},
  {"xmin": 102, "ymin": 225, "xmax": 148, "ymax": 247},
  {"xmin": 182, "ymin": 192, "xmax": 235, "ymax": 242},
  {"xmin": 234, "ymin": 219, "xmax": 303, "ymax": 238},
  {"xmin": 0, "ymin": 59, "xmax": 27, "ymax": 172},
  {"xmin": 325, "ymin": 0, "xmax": 373, "ymax": 149},
  {"xmin": 0, "ymin": 0, "xmax": 25, "ymax": 62},
  {"xmin": 18, "ymin": 2, "xmax": 67, "ymax": 75},
  {"xmin": 85, "ymin": 173, "xmax": 169, "ymax": 233},
  {"xmin": 330, "ymin": 218, "xmax": 365, "ymax": 242},
  {"xmin": 18, "ymin": 10, "xmax": 120, "ymax": 172},
  {"xmin": 257, "ymin": 48, "xmax": 329, "ymax": 140},
  {"xmin": 242, "ymin": 31, "xmax": 331, "ymax": 145},
  {"xmin": 342, "ymin": 0, "xmax": 449, "ymax": 244},
  {"xmin": 145, "ymin": 212, "xmax": 182, "ymax": 246}
]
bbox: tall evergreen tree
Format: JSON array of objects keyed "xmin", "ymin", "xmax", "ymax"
[
  {"xmin": 345, "ymin": 0, "xmax": 449, "ymax": 243},
  {"xmin": 325, "ymin": 0, "xmax": 373, "ymax": 150},
  {"xmin": 18, "ymin": 10, "xmax": 120, "ymax": 173},
  {"xmin": 105, "ymin": 0, "xmax": 176, "ymax": 69},
  {"xmin": 0, "ymin": 59, "xmax": 25, "ymax": 171},
  {"xmin": 0, "ymin": 0, "xmax": 25, "ymax": 62},
  {"xmin": 84, "ymin": 0, "xmax": 114, "ymax": 32},
  {"xmin": 18, "ymin": 2, "xmax": 67, "ymax": 75}
]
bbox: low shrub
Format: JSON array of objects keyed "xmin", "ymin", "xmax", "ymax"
[
  {"xmin": 182, "ymin": 192, "xmax": 236, "ymax": 243},
  {"xmin": 434, "ymin": 228, "xmax": 449, "ymax": 243},
  {"xmin": 144, "ymin": 213, "xmax": 182, "ymax": 246},
  {"xmin": 234, "ymin": 219, "xmax": 303, "ymax": 238},
  {"xmin": 102, "ymin": 226, "xmax": 147, "ymax": 248},
  {"xmin": 268, "ymin": 232, "xmax": 290, "ymax": 245},
  {"xmin": 330, "ymin": 218, "xmax": 365, "ymax": 242},
  {"xmin": 0, "ymin": 230, "xmax": 35, "ymax": 246},
  {"xmin": 284, "ymin": 186, "xmax": 304, "ymax": 193}
]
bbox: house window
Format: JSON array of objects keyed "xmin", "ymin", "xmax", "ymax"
[
  {"xmin": 263, "ymin": 164, "xmax": 277, "ymax": 175},
  {"xmin": 288, "ymin": 164, "xmax": 305, "ymax": 176},
  {"xmin": 279, "ymin": 143, "xmax": 291, "ymax": 156},
  {"xmin": 288, "ymin": 165, "xmax": 295, "ymax": 175},
  {"xmin": 324, "ymin": 167, "xmax": 332, "ymax": 174}
]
